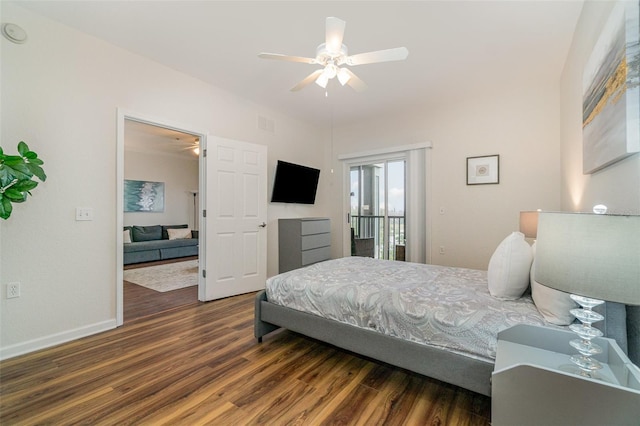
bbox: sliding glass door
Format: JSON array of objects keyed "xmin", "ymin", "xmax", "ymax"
[{"xmin": 350, "ymin": 159, "xmax": 405, "ymax": 260}]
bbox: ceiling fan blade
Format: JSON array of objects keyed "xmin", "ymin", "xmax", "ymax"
[
  {"xmin": 258, "ymin": 53, "xmax": 317, "ymax": 64},
  {"xmin": 346, "ymin": 47, "xmax": 409, "ymax": 66},
  {"xmin": 290, "ymin": 69, "xmax": 324, "ymax": 91},
  {"xmin": 326, "ymin": 17, "xmax": 346, "ymax": 53},
  {"xmin": 343, "ymin": 69, "xmax": 368, "ymax": 92}
]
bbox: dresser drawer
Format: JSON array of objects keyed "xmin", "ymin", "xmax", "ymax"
[
  {"xmin": 279, "ymin": 217, "xmax": 331, "ymax": 273},
  {"xmin": 301, "ymin": 219, "xmax": 330, "ymax": 235},
  {"xmin": 301, "ymin": 233, "xmax": 331, "ymax": 250},
  {"xmin": 301, "ymin": 246, "xmax": 331, "ymax": 266}
]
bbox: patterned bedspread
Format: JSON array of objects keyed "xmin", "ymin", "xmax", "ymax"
[{"xmin": 266, "ymin": 257, "xmax": 551, "ymax": 362}]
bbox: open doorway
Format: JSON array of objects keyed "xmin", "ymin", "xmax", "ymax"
[{"xmin": 122, "ymin": 119, "xmax": 201, "ymax": 323}]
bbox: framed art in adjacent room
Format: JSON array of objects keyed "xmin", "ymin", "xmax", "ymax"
[
  {"xmin": 124, "ymin": 179, "xmax": 165, "ymax": 212},
  {"xmin": 467, "ymin": 155, "xmax": 499, "ymax": 185}
]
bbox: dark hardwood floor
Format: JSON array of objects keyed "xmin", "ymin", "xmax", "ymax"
[
  {"xmin": 124, "ymin": 256, "xmax": 199, "ymax": 323},
  {"xmin": 0, "ymin": 291, "xmax": 491, "ymax": 425}
]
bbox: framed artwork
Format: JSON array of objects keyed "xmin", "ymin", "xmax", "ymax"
[
  {"xmin": 582, "ymin": 0, "xmax": 639, "ymax": 174},
  {"xmin": 467, "ymin": 155, "xmax": 499, "ymax": 185},
  {"xmin": 124, "ymin": 180, "xmax": 165, "ymax": 212}
]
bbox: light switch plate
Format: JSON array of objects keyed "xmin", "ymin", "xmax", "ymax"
[{"xmin": 75, "ymin": 207, "xmax": 94, "ymax": 221}]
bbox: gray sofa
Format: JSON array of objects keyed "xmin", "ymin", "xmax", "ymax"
[{"xmin": 124, "ymin": 224, "xmax": 198, "ymax": 265}]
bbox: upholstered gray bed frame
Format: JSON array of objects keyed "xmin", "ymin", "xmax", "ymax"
[
  {"xmin": 255, "ymin": 290, "xmax": 494, "ymax": 395},
  {"xmin": 255, "ymin": 290, "xmax": 637, "ymax": 397}
]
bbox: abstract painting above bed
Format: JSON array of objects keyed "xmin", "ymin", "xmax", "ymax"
[{"xmin": 266, "ymin": 256, "xmax": 552, "ymax": 363}]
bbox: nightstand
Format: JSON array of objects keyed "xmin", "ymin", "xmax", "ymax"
[{"xmin": 491, "ymin": 324, "xmax": 640, "ymax": 426}]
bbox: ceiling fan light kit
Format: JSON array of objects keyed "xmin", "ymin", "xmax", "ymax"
[
  {"xmin": 258, "ymin": 17, "xmax": 408, "ymax": 93},
  {"xmin": 337, "ymin": 68, "xmax": 351, "ymax": 86},
  {"xmin": 315, "ymin": 73, "xmax": 330, "ymax": 89}
]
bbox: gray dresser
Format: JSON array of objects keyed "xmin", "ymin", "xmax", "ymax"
[{"xmin": 278, "ymin": 218, "xmax": 331, "ymax": 273}]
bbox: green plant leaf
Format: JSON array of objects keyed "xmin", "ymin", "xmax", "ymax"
[
  {"xmin": 29, "ymin": 157, "xmax": 44, "ymax": 166},
  {"xmin": 24, "ymin": 151, "xmax": 37, "ymax": 160},
  {"xmin": 2, "ymin": 155, "xmax": 25, "ymax": 166},
  {"xmin": 0, "ymin": 195, "xmax": 13, "ymax": 220},
  {"xmin": 3, "ymin": 163, "xmax": 32, "ymax": 180},
  {"xmin": 17, "ymin": 141, "xmax": 29, "ymax": 156},
  {"xmin": 4, "ymin": 188, "xmax": 27, "ymax": 201},
  {"xmin": 13, "ymin": 180, "xmax": 38, "ymax": 192},
  {"xmin": 26, "ymin": 163, "xmax": 46, "ymax": 181},
  {"xmin": 0, "ymin": 167, "xmax": 11, "ymax": 185}
]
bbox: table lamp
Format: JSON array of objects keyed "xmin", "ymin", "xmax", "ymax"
[
  {"xmin": 534, "ymin": 212, "xmax": 640, "ymax": 377},
  {"xmin": 519, "ymin": 210, "xmax": 540, "ymax": 239}
]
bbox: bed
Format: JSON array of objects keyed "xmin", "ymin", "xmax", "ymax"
[{"xmin": 254, "ymin": 255, "xmax": 630, "ymax": 396}]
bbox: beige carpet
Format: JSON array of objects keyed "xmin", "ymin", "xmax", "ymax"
[{"xmin": 124, "ymin": 260, "xmax": 198, "ymax": 292}]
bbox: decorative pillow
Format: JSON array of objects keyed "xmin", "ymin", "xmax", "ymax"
[
  {"xmin": 487, "ymin": 232, "xmax": 533, "ymax": 300},
  {"xmin": 123, "ymin": 229, "xmax": 132, "ymax": 244},
  {"xmin": 531, "ymin": 253, "xmax": 577, "ymax": 325},
  {"xmin": 167, "ymin": 227, "xmax": 192, "ymax": 240},
  {"xmin": 131, "ymin": 225, "xmax": 162, "ymax": 242},
  {"xmin": 162, "ymin": 224, "xmax": 188, "ymax": 240}
]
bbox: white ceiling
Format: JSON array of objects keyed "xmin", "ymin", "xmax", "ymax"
[
  {"xmin": 124, "ymin": 120, "xmax": 200, "ymax": 160},
  {"xmin": 11, "ymin": 0, "xmax": 584, "ymax": 128}
]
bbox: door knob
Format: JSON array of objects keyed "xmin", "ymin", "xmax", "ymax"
[{"xmin": 259, "ymin": 222, "xmax": 267, "ymax": 228}]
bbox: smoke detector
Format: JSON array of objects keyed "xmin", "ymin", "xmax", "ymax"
[{"xmin": 2, "ymin": 23, "xmax": 28, "ymax": 44}]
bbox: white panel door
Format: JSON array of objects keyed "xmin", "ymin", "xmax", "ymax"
[{"xmin": 203, "ymin": 136, "xmax": 267, "ymax": 301}]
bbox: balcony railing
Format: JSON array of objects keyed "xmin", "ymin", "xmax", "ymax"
[{"xmin": 351, "ymin": 215, "xmax": 405, "ymax": 260}]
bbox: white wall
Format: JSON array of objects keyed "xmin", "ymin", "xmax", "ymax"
[
  {"xmin": 330, "ymin": 85, "xmax": 562, "ymax": 270},
  {"xmin": 0, "ymin": 3, "xmax": 325, "ymax": 358},
  {"xmin": 123, "ymin": 150, "xmax": 199, "ymax": 228},
  {"xmin": 559, "ymin": 1, "xmax": 640, "ymax": 366},
  {"xmin": 560, "ymin": 1, "xmax": 640, "ymax": 214}
]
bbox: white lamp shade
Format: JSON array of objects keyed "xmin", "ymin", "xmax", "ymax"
[
  {"xmin": 315, "ymin": 73, "xmax": 329, "ymax": 88},
  {"xmin": 337, "ymin": 68, "xmax": 351, "ymax": 86},
  {"xmin": 534, "ymin": 212, "xmax": 640, "ymax": 305}
]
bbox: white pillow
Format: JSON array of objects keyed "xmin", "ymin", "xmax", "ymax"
[
  {"xmin": 167, "ymin": 227, "xmax": 192, "ymax": 240},
  {"xmin": 488, "ymin": 232, "xmax": 533, "ymax": 300},
  {"xmin": 123, "ymin": 229, "xmax": 132, "ymax": 244},
  {"xmin": 530, "ymin": 255, "xmax": 577, "ymax": 325}
]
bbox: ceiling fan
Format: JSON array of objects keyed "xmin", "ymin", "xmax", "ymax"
[
  {"xmin": 167, "ymin": 137, "xmax": 200, "ymax": 156},
  {"xmin": 258, "ymin": 17, "xmax": 409, "ymax": 92}
]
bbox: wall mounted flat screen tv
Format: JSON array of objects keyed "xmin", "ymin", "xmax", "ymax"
[{"xmin": 271, "ymin": 160, "xmax": 320, "ymax": 204}]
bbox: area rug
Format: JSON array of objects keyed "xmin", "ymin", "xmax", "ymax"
[{"xmin": 124, "ymin": 260, "xmax": 198, "ymax": 292}]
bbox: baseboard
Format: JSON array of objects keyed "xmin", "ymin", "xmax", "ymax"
[{"xmin": 0, "ymin": 319, "xmax": 118, "ymax": 361}]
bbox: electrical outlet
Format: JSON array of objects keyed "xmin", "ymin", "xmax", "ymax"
[
  {"xmin": 7, "ymin": 282, "xmax": 20, "ymax": 299},
  {"xmin": 439, "ymin": 246, "xmax": 445, "ymax": 255}
]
